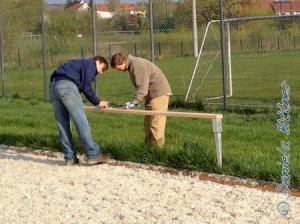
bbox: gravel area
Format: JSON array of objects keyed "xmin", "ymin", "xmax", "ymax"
[{"xmin": 0, "ymin": 145, "xmax": 299, "ymax": 224}]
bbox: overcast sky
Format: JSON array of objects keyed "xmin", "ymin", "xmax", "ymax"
[{"xmin": 47, "ymin": 0, "xmax": 140, "ymax": 4}]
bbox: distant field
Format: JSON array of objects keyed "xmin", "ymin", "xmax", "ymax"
[{"xmin": 2, "ymin": 51, "xmax": 299, "ymax": 109}]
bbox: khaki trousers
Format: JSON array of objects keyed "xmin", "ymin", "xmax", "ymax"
[{"xmin": 144, "ymin": 95, "xmax": 169, "ymax": 147}]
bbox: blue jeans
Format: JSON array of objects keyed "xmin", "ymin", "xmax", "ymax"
[{"xmin": 49, "ymin": 80, "xmax": 100, "ymax": 161}]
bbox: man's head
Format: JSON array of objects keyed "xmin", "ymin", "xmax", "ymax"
[
  {"xmin": 93, "ymin": 55, "xmax": 108, "ymax": 74},
  {"xmin": 111, "ymin": 53, "xmax": 127, "ymax": 71}
]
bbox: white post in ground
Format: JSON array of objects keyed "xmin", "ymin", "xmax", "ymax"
[{"xmin": 212, "ymin": 119, "xmax": 222, "ymax": 167}]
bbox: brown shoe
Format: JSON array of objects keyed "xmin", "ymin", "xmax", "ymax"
[
  {"xmin": 65, "ymin": 158, "xmax": 80, "ymax": 166},
  {"xmin": 86, "ymin": 154, "xmax": 111, "ymax": 164}
]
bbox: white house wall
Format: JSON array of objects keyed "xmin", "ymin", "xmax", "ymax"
[{"xmin": 97, "ymin": 11, "xmax": 114, "ymax": 19}]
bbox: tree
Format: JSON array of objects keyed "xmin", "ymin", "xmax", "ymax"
[
  {"xmin": 173, "ymin": 0, "xmax": 193, "ymax": 30},
  {"xmin": 151, "ymin": 0, "xmax": 175, "ymax": 31},
  {"xmin": 109, "ymin": 13, "xmax": 130, "ymax": 31},
  {"xmin": 1, "ymin": 0, "xmax": 40, "ymax": 34},
  {"xmin": 46, "ymin": 10, "xmax": 79, "ymax": 40},
  {"xmin": 223, "ymin": 0, "xmax": 254, "ymax": 18},
  {"xmin": 88, "ymin": 0, "xmax": 92, "ymax": 7},
  {"xmin": 105, "ymin": 0, "xmax": 120, "ymax": 12},
  {"xmin": 65, "ymin": 0, "xmax": 81, "ymax": 9},
  {"xmin": 173, "ymin": 0, "xmax": 255, "ymax": 29}
]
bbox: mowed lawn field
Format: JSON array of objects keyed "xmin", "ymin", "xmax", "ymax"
[{"xmin": 0, "ymin": 51, "xmax": 299, "ymax": 186}]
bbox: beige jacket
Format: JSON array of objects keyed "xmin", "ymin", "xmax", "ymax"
[{"xmin": 125, "ymin": 55, "xmax": 171, "ymax": 103}]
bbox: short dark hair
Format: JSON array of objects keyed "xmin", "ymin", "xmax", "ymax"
[
  {"xmin": 93, "ymin": 55, "xmax": 108, "ymax": 70},
  {"xmin": 111, "ymin": 53, "xmax": 127, "ymax": 68}
]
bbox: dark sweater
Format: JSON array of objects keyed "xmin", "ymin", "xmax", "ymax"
[{"xmin": 50, "ymin": 58, "xmax": 100, "ymax": 106}]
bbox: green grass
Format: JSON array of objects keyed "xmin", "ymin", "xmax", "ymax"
[
  {"xmin": 0, "ymin": 53, "xmax": 299, "ymax": 187},
  {"xmin": 0, "ymin": 98, "xmax": 298, "ymax": 186},
  {"xmin": 188, "ymin": 50, "xmax": 300, "ymax": 107}
]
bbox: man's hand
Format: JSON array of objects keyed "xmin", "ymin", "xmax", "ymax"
[
  {"xmin": 98, "ymin": 101, "xmax": 109, "ymax": 108},
  {"xmin": 123, "ymin": 100, "xmax": 138, "ymax": 109}
]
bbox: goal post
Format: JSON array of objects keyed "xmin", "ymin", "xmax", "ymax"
[
  {"xmin": 185, "ymin": 14, "xmax": 300, "ymax": 106},
  {"xmin": 185, "ymin": 19, "xmax": 233, "ymax": 102}
]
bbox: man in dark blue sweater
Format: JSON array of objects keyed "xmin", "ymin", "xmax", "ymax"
[{"xmin": 49, "ymin": 55, "xmax": 110, "ymax": 165}]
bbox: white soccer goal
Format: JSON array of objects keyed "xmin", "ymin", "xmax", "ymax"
[
  {"xmin": 185, "ymin": 19, "xmax": 232, "ymax": 103},
  {"xmin": 184, "ymin": 14, "xmax": 300, "ymax": 108}
]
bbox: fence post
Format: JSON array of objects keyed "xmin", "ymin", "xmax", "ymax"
[
  {"xmin": 134, "ymin": 43, "xmax": 137, "ymax": 56},
  {"xmin": 158, "ymin": 42, "xmax": 161, "ymax": 55},
  {"xmin": 81, "ymin": 45, "xmax": 84, "ymax": 58},
  {"xmin": 181, "ymin": 42, "xmax": 183, "ymax": 56},
  {"xmin": 240, "ymin": 39, "xmax": 243, "ymax": 52},
  {"xmin": 192, "ymin": 0, "xmax": 198, "ymax": 57},
  {"xmin": 0, "ymin": 4, "xmax": 5, "ymax": 98},
  {"xmin": 294, "ymin": 36, "xmax": 296, "ymax": 48},
  {"xmin": 18, "ymin": 49, "xmax": 21, "ymax": 67},
  {"xmin": 108, "ymin": 44, "xmax": 111, "ymax": 59},
  {"xmin": 149, "ymin": 0, "xmax": 154, "ymax": 63},
  {"xmin": 278, "ymin": 36, "xmax": 280, "ymax": 50},
  {"xmin": 91, "ymin": 0, "xmax": 98, "ymax": 95},
  {"xmin": 40, "ymin": 0, "xmax": 47, "ymax": 101},
  {"xmin": 50, "ymin": 48, "xmax": 53, "ymax": 65},
  {"xmin": 258, "ymin": 37, "xmax": 263, "ymax": 52}
]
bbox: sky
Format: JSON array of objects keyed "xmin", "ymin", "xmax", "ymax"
[{"xmin": 47, "ymin": 0, "xmax": 140, "ymax": 4}]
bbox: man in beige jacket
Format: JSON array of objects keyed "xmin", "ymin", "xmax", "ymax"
[{"xmin": 111, "ymin": 53, "xmax": 172, "ymax": 147}]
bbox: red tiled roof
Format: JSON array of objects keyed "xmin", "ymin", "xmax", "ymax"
[
  {"xmin": 68, "ymin": 3, "xmax": 141, "ymax": 13},
  {"xmin": 95, "ymin": 3, "xmax": 140, "ymax": 12},
  {"xmin": 95, "ymin": 4, "xmax": 110, "ymax": 12},
  {"xmin": 270, "ymin": 0, "xmax": 300, "ymax": 12},
  {"xmin": 119, "ymin": 3, "xmax": 138, "ymax": 11}
]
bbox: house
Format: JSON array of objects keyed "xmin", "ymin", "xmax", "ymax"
[
  {"xmin": 114, "ymin": 3, "xmax": 146, "ymax": 17},
  {"xmin": 96, "ymin": 3, "xmax": 146, "ymax": 19},
  {"xmin": 70, "ymin": 1, "xmax": 89, "ymax": 12},
  {"xmin": 95, "ymin": 4, "xmax": 114, "ymax": 19},
  {"xmin": 68, "ymin": 2, "xmax": 146, "ymax": 19},
  {"xmin": 270, "ymin": 0, "xmax": 300, "ymax": 15}
]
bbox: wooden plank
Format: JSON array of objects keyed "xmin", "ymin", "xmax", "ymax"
[{"xmin": 85, "ymin": 107, "xmax": 223, "ymax": 119}]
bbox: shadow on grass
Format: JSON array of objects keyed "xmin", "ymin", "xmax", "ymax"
[
  {"xmin": 103, "ymin": 140, "xmax": 221, "ymax": 173},
  {"xmin": 0, "ymin": 133, "xmax": 62, "ymax": 152},
  {"xmin": 221, "ymin": 156, "xmax": 300, "ymax": 187},
  {"xmin": 104, "ymin": 140, "xmax": 300, "ymax": 187}
]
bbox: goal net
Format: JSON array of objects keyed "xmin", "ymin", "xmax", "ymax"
[
  {"xmin": 185, "ymin": 20, "xmax": 232, "ymax": 103},
  {"xmin": 185, "ymin": 15, "xmax": 300, "ymax": 109}
]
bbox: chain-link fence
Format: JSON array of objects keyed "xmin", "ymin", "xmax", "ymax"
[
  {"xmin": 0, "ymin": 0, "xmax": 197, "ymax": 101},
  {"xmin": 0, "ymin": 0, "xmax": 299, "ymax": 110},
  {"xmin": 0, "ymin": 0, "xmax": 199, "ymax": 67}
]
